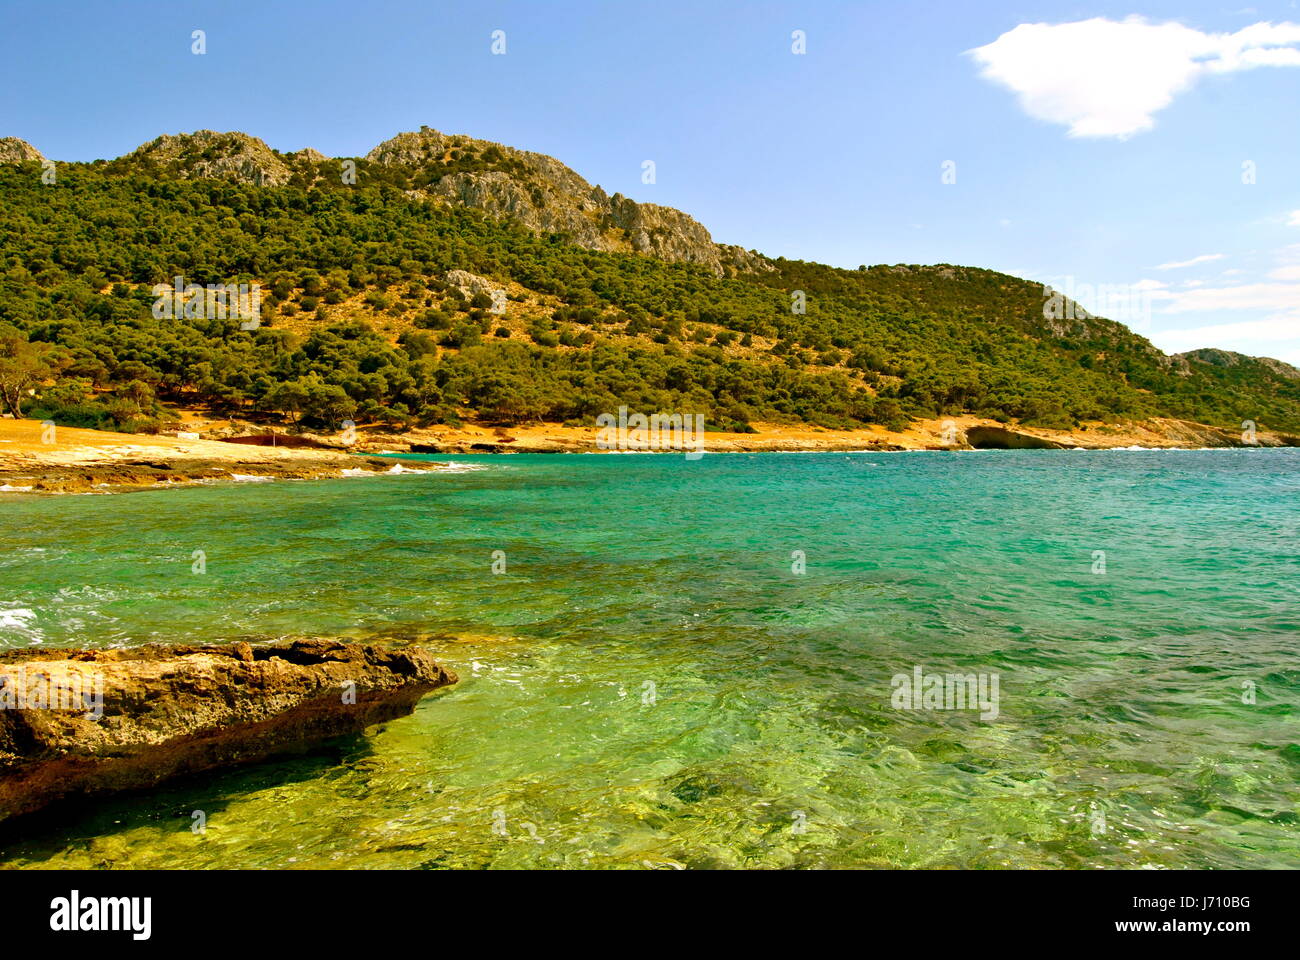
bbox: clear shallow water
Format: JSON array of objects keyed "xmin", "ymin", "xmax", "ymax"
[{"xmin": 0, "ymin": 449, "xmax": 1297, "ymax": 869}]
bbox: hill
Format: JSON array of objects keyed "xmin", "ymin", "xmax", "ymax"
[{"xmin": 1, "ymin": 129, "xmax": 1298, "ymax": 440}]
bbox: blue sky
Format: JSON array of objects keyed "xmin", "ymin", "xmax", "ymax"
[{"xmin": 2, "ymin": 1, "xmax": 1298, "ymax": 361}]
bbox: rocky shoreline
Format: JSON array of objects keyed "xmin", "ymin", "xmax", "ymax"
[
  {"xmin": 0, "ymin": 419, "xmax": 448, "ymax": 493},
  {"xmin": 0, "ymin": 639, "xmax": 457, "ymax": 824},
  {"xmin": 360, "ymin": 415, "xmax": 1300, "ymax": 455},
  {"xmin": 3, "ymin": 414, "xmax": 1297, "ymax": 495},
  {"xmin": 0, "ymin": 455, "xmax": 424, "ymax": 494}
]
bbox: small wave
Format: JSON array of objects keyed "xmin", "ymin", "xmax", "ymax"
[
  {"xmin": 341, "ymin": 462, "xmax": 487, "ymax": 478},
  {"xmin": 0, "ymin": 608, "xmax": 36, "ymax": 629},
  {"xmin": 0, "ymin": 484, "xmax": 34, "ymax": 493},
  {"xmin": 0, "ymin": 607, "xmax": 41, "ymax": 642},
  {"xmin": 0, "ymin": 547, "xmax": 54, "ymax": 569},
  {"xmin": 230, "ymin": 474, "xmax": 274, "ymax": 483},
  {"xmin": 53, "ymin": 585, "xmax": 123, "ymax": 604}
]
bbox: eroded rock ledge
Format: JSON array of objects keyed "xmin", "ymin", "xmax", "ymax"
[{"xmin": 0, "ymin": 639, "xmax": 456, "ymax": 822}]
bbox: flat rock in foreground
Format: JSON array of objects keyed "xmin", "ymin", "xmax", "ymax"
[{"xmin": 0, "ymin": 639, "xmax": 457, "ymax": 822}]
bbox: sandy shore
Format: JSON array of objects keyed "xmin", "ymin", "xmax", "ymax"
[
  {"xmin": 2, "ymin": 414, "xmax": 1294, "ymax": 494},
  {"xmin": 0, "ymin": 420, "xmax": 433, "ymax": 493}
]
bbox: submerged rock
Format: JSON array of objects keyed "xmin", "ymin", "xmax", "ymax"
[{"xmin": 0, "ymin": 639, "xmax": 456, "ymax": 822}]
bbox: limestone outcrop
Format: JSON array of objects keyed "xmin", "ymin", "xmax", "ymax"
[
  {"xmin": 964, "ymin": 426, "xmax": 1065, "ymax": 449},
  {"xmin": 0, "ymin": 137, "xmax": 45, "ymax": 164},
  {"xmin": 0, "ymin": 639, "xmax": 456, "ymax": 822},
  {"xmin": 364, "ymin": 128, "xmax": 769, "ymax": 275},
  {"xmin": 122, "ymin": 130, "xmax": 292, "ymax": 186}
]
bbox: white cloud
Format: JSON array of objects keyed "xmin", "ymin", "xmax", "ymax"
[
  {"xmin": 1288, "ymin": 210, "xmax": 1300, "ymax": 226},
  {"xmin": 1144, "ymin": 244, "xmax": 1300, "ymax": 361},
  {"xmin": 1266, "ymin": 243, "xmax": 1300, "ymax": 280},
  {"xmin": 1153, "ymin": 281, "xmax": 1300, "ymax": 312},
  {"xmin": 1131, "ymin": 278, "xmax": 1169, "ymax": 291},
  {"xmin": 1160, "ymin": 317, "xmax": 1300, "ymax": 347},
  {"xmin": 1154, "ymin": 312, "xmax": 1300, "ymax": 367},
  {"xmin": 1156, "ymin": 253, "xmax": 1225, "ymax": 270},
  {"xmin": 970, "ymin": 17, "xmax": 1300, "ymax": 138},
  {"xmin": 1150, "ymin": 245, "xmax": 1300, "ymax": 311}
]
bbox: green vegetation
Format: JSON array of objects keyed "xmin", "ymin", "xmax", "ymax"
[{"xmin": 2, "ymin": 158, "xmax": 1299, "ymax": 434}]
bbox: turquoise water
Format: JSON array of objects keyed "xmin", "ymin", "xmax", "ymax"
[{"xmin": 0, "ymin": 449, "xmax": 1297, "ymax": 869}]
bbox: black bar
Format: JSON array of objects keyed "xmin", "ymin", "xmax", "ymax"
[{"xmin": 0, "ymin": 869, "xmax": 1283, "ymax": 946}]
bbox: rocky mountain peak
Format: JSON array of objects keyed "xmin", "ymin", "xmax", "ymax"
[
  {"xmin": 1173, "ymin": 348, "xmax": 1300, "ymax": 380},
  {"xmin": 25, "ymin": 126, "xmax": 768, "ymax": 275},
  {"xmin": 0, "ymin": 137, "xmax": 45, "ymax": 164},
  {"xmin": 124, "ymin": 130, "xmax": 291, "ymax": 186},
  {"xmin": 365, "ymin": 127, "xmax": 768, "ymax": 276}
]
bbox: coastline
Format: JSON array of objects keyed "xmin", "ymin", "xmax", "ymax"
[
  {"xmin": 0, "ymin": 419, "xmax": 444, "ymax": 494},
  {"xmin": 353, "ymin": 414, "xmax": 1300, "ymax": 455},
  {"xmin": 3, "ymin": 413, "xmax": 1296, "ymax": 495}
]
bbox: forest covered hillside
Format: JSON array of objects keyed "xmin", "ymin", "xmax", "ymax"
[{"xmin": 2, "ymin": 130, "xmax": 1299, "ymax": 437}]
